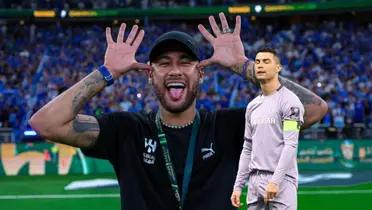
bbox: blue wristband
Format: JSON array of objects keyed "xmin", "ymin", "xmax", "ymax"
[{"xmin": 98, "ymin": 65, "xmax": 114, "ymax": 86}]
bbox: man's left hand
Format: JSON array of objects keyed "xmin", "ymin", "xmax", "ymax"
[{"xmin": 197, "ymin": 12, "xmax": 247, "ymax": 70}]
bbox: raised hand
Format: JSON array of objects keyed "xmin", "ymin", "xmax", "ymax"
[
  {"xmin": 197, "ymin": 12, "xmax": 247, "ymax": 70},
  {"xmin": 104, "ymin": 23, "xmax": 152, "ymax": 79}
]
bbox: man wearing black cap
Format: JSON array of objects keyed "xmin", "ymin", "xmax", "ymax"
[{"xmin": 30, "ymin": 13, "xmax": 327, "ymax": 210}]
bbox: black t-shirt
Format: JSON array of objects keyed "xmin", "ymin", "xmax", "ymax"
[
  {"xmin": 82, "ymin": 108, "xmax": 245, "ymax": 210},
  {"xmin": 162, "ymin": 124, "xmax": 192, "ymax": 194}
]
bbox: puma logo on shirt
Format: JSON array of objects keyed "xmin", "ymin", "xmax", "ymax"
[{"xmin": 201, "ymin": 143, "xmax": 215, "ymax": 160}]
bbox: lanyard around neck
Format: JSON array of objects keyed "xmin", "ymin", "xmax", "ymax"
[{"xmin": 155, "ymin": 111, "xmax": 200, "ymax": 210}]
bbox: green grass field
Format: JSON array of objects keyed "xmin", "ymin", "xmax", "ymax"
[{"xmin": 1, "ymin": 174, "xmax": 371, "ymax": 210}]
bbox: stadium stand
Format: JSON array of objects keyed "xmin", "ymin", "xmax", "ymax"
[
  {"xmin": 0, "ymin": 14, "xmax": 371, "ymax": 142},
  {"xmin": 0, "ymin": 0, "xmax": 338, "ymax": 9}
]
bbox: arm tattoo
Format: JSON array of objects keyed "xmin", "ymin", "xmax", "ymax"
[
  {"xmin": 279, "ymin": 76, "xmax": 322, "ymax": 106},
  {"xmin": 72, "ymin": 115, "xmax": 99, "ymax": 133},
  {"xmin": 67, "ymin": 71, "xmax": 105, "ymax": 147},
  {"xmin": 232, "ymin": 59, "xmax": 321, "ymax": 106},
  {"xmin": 72, "ymin": 92, "xmax": 89, "ymax": 116},
  {"xmin": 72, "ymin": 71, "xmax": 106, "ymax": 115},
  {"xmin": 70, "ymin": 115, "xmax": 99, "ymax": 148},
  {"xmin": 231, "ymin": 60, "xmax": 259, "ymax": 86}
]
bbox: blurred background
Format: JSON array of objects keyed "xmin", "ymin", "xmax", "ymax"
[{"xmin": 0, "ymin": 0, "xmax": 371, "ymax": 210}]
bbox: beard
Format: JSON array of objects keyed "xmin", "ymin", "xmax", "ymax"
[{"xmin": 153, "ymin": 82, "xmax": 199, "ymax": 113}]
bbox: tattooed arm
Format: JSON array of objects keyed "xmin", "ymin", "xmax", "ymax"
[
  {"xmin": 278, "ymin": 76, "xmax": 328, "ymax": 129},
  {"xmin": 233, "ymin": 60, "xmax": 328, "ymax": 129},
  {"xmin": 29, "ymin": 23, "xmax": 151, "ymax": 148},
  {"xmin": 29, "ymin": 71, "xmax": 105, "ymax": 148},
  {"xmin": 197, "ymin": 13, "xmax": 327, "ymax": 128}
]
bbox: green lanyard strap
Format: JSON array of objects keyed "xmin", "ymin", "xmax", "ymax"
[{"xmin": 155, "ymin": 111, "xmax": 200, "ymax": 210}]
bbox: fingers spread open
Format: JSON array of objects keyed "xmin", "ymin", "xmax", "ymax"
[
  {"xmin": 219, "ymin": 12, "xmax": 230, "ymax": 32},
  {"xmin": 233, "ymin": 15, "xmax": 241, "ymax": 35},
  {"xmin": 208, "ymin": 15, "xmax": 221, "ymax": 36},
  {"xmin": 105, "ymin": 27, "xmax": 114, "ymax": 44},
  {"xmin": 117, "ymin": 23, "xmax": 126, "ymax": 43},
  {"xmin": 132, "ymin": 29, "xmax": 145, "ymax": 49},
  {"xmin": 126, "ymin": 25, "xmax": 139, "ymax": 45},
  {"xmin": 198, "ymin": 24, "xmax": 215, "ymax": 43}
]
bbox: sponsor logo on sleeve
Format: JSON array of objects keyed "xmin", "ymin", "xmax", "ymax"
[{"xmin": 289, "ymin": 107, "xmax": 300, "ymax": 120}]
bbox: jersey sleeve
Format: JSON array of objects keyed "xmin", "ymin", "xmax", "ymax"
[
  {"xmin": 270, "ymin": 94, "xmax": 304, "ymax": 185},
  {"xmin": 233, "ymin": 107, "xmax": 253, "ymax": 191},
  {"xmin": 233, "ymin": 138, "xmax": 252, "ymax": 191},
  {"xmin": 282, "ymin": 98, "xmax": 304, "ymax": 129},
  {"xmin": 244, "ymin": 107, "xmax": 253, "ymax": 140}
]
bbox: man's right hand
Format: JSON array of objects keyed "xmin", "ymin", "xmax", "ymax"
[
  {"xmin": 104, "ymin": 23, "xmax": 152, "ymax": 79},
  {"xmin": 230, "ymin": 190, "xmax": 242, "ymax": 208}
]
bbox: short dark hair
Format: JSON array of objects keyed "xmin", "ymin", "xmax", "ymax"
[{"xmin": 256, "ymin": 47, "xmax": 281, "ymax": 64}]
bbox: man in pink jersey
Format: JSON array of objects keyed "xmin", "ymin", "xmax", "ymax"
[{"xmin": 231, "ymin": 47, "xmax": 304, "ymax": 210}]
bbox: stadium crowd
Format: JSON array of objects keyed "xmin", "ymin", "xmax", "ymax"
[
  {"xmin": 0, "ymin": 0, "xmax": 332, "ymax": 9},
  {"xmin": 0, "ymin": 17, "xmax": 371, "ymax": 141}
]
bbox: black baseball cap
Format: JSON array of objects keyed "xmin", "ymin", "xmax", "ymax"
[{"xmin": 148, "ymin": 31, "xmax": 200, "ymax": 63}]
